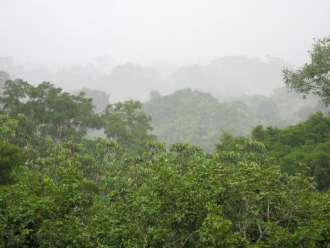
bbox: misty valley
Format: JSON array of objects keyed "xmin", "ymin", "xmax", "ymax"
[{"xmin": 1, "ymin": 38, "xmax": 330, "ymax": 247}]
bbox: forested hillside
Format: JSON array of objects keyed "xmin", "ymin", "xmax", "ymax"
[
  {"xmin": 0, "ymin": 37, "xmax": 330, "ymax": 247},
  {"xmin": 145, "ymin": 87, "xmax": 327, "ymax": 151}
]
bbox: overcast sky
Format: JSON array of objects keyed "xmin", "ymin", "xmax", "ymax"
[{"xmin": 1, "ymin": 0, "xmax": 329, "ymax": 67}]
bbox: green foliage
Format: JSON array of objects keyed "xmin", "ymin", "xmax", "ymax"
[
  {"xmin": 283, "ymin": 36, "xmax": 330, "ymax": 106},
  {"xmin": 215, "ymin": 132, "xmax": 271, "ymax": 167},
  {"xmin": 251, "ymin": 112, "xmax": 330, "ymax": 190},
  {"xmin": 0, "ymin": 131, "xmax": 329, "ymax": 246},
  {"xmin": 0, "ymin": 165, "xmax": 97, "ymax": 247},
  {"xmin": 85, "ymin": 149, "xmax": 329, "ymax": 247},
  {"xmin": 0, "ymin": 114, "xmax": 19, "ymax": 141},
  {"xmin": 145, "ymin": 88, "xmax": 251, "ymax": 151},
  {"xmin": 0, "ymin": 80, "xmax": 101, "ymax": 145},
  {"xmin": 0, "ymin": 79, "xmax": 31, "ymax": 117},
  {"xmin": 0, "ymin": 114, "xmax": 26, "ymax": 185},
  {"xmin": 0, "ymin": 142, "xmax": 24, "ymax": 185},
  {"xmin": 102, "ymin": 100, "xmax": 156, "ymax": 155},
  {"xmin": 1, "ymin": 71, "xmax": 330, "ymax": 246},
  {"xmin": 216, "ymin": 131, "xmax": 247, "ymax": 152},
  {"xmin": 145, "ymin": 86, "xmax": 328, "ymax": 152}
]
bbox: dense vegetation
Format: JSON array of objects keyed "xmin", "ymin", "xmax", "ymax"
[
  {"xmin": 0, "ymin": 37, "xmax": 330, "ymax": 246},
  {"xmin": 144, "ymin": 87, "xmax": 327, "ymax": 152}
]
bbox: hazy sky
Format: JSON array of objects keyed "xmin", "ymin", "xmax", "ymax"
[{"xmin": 1, "ymin": 0, "xmax": 329, "ymax": 67}]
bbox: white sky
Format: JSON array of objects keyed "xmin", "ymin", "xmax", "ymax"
[{"xmin": 1, "ymin": 0, "xmax": 329, "ymax": 66}]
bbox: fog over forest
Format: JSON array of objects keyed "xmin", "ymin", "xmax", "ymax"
[
  {"xmin": 1, "ymin": 1, "xmax": 330, "ymax": 102},
  {"xmin": 1, "ymin": 0, "xmax": 329, "ymax": 152},
  {"xmin": 2, "ymin": 2, "xmax": 330, "ymax": 246}
]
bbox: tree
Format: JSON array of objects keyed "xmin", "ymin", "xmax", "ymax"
[
  {"xmin": 102, "ymin": 100, "xmax": 156, "ymax": 155},
  {"xmin": 0, "ymin": 79, "xmax": 31, "ymax": 117},
  {"xmin": 283, "ymin": 37, "xmax": 330, "ymax": 106},
  {"xmin": 0, "ymin": 80, "xmax": 101, "ymax": 144}
]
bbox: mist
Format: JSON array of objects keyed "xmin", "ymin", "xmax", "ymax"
[{"xmin": 1, "ymin": 0, "xmax": 330, "ymax": 102}]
